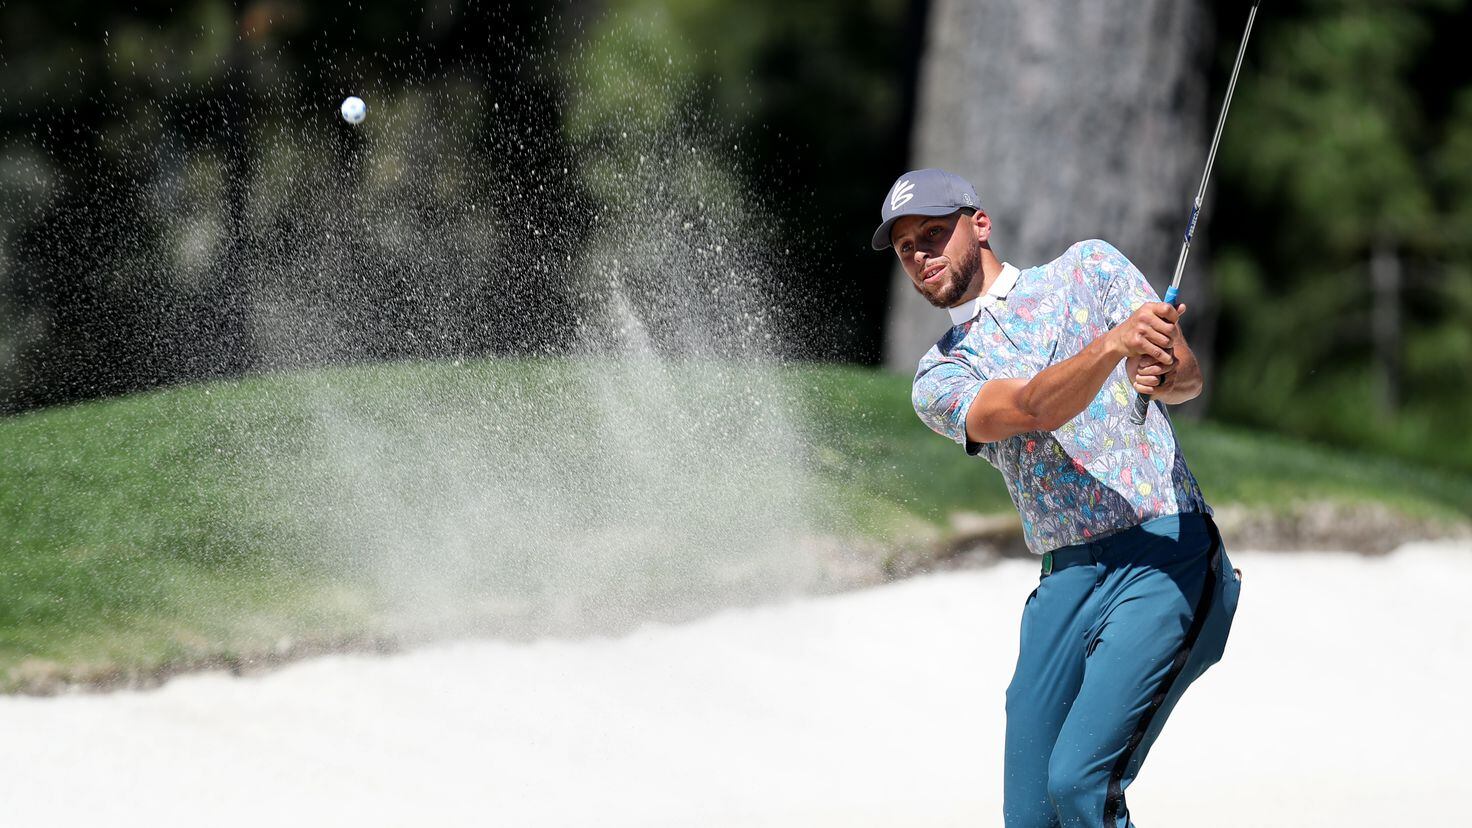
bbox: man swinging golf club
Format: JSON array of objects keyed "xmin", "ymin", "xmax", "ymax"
[{"xmin": 874, "ymin": 167, "xmax": 1241, "ymax": 826}]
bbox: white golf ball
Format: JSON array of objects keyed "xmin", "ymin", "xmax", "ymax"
[{"xmin": 340, "ymin": 96, "xmax": 366, "ymax": 124}]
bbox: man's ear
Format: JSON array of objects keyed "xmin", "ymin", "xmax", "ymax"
[{"xmin": 971, "ymin": 209, "xmax": 992, "ymax": 243}]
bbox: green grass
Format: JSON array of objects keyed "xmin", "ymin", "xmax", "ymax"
[
  {"xmin": 800, "ymin": 364, "xmax": 1472, "ymax": 525},
  {"xmin": 0, "ymin": 374, "xmax": 372, "ymax": 687},
  {"xmin": 3, "ymin": 358, "xmax": 1468, "ymax": 690}
]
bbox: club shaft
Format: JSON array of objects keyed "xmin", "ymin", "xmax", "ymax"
[
  {"xmin": 1132, "ymin": 0, "xmax": 1261, "ymax": 425},
  {"xmin": 1169, "ymin": 0, "xmax": 1258, "ymax": 295}
]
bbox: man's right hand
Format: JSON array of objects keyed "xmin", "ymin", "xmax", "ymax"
[{"xmin": 1110, "ymin": 302, "xmax": 1183, "ymax": 365}]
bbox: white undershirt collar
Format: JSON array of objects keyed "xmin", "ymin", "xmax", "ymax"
[{"xmin": 947, "ymin": 262, "xmax": 1020, "ymax": 326}]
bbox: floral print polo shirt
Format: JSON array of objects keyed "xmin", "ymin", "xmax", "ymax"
[{"xmin": 911, "ymin": 239, "xmax": 1211, "ymax": 555}]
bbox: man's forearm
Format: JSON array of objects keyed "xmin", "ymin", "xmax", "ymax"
[
  {"xmin": 1015, "ymin": 333, "xmax": 1127, "ymax": 431},
  {"xmin": 961, "ymin": 303, "xmax": 1179, "ymax": 444}
]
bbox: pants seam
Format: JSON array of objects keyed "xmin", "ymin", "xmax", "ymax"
[{"xmin": 1100, "ymin": 518, "xmax": 1222, "ymax": 825}]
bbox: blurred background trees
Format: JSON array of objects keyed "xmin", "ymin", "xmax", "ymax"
[
  {"xmin": 1, "ymin": 0, "xmax": 1469, "ymax": 471},
  {"xmin": 0, "ymin": 0, "xmax": 584, "ymax": 410},
  {"xmin": 1211, "ymin": 0, "xmax": 1472, "ymax": 469}
]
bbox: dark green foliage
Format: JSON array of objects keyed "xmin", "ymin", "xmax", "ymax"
[
  {"xmin": 0, "ymin": 0, "xmax": 578, "ymax": 411},
  {"xmin": 1210, "ymin": 0, "xmax": 1472, "ymax": 470},
  {"xmin": 561, "ymin": 0, "xmax": 920, "ymax": 364}
]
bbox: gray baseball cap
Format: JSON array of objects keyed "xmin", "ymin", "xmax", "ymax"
[{"xmin": 871, "ymin": 168, "xmax": 980, "ymax": 250}]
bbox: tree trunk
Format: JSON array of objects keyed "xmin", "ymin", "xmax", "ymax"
[
  {"xmin": 886, "ymin": 0, "xmax": 1218, "ymax": 414},
  {"xmin": 1371, "ymin": 240, "xmax": 1402, "ymax": 414}
]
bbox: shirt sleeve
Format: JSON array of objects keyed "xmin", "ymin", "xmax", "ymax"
[
  {"xmin": 1079, "ymin": 239, "xmax": 1162, "ymax": 328},
  {"xmin": 912, "ymin": 349, "xmax": 988, "ymax": 457}
]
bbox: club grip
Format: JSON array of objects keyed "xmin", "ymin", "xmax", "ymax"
[
  {"xmin": 1128, "ymin": 392, "xmax": 1152, "ymax": 425},
  {"xmin": 1128, "ymin": 286, "xmax": 1181, "ymax": 425}
]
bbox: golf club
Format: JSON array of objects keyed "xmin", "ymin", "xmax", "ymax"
[{"xmin": 1130, "ymin": 0, "xmax": 1262, "ymax": 425}]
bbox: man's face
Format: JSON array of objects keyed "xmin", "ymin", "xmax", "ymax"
[{"xmin": 890, "ymin": 211, "xmax": 982, "ymax": 309}]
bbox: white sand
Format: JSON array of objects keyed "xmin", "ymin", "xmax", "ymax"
[{"xmin": 3, "ymin": 543, "xmax": 1469, "ymax": 826}]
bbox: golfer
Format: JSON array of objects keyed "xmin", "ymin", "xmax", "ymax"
[{"xmin": 874, "ymin": 168, "xmax": 1240, "ymax": 827}]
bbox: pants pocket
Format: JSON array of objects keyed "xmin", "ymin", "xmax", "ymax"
[{"xmin": 1192, "ymin": 548, "xmax": 1240, "ymax": 673}]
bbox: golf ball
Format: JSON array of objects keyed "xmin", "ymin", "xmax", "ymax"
[{"xmin": 340, "ymin": 96, "xmax": 366, "ymax": 124}]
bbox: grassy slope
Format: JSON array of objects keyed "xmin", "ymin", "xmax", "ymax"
[
  {"xmin": 0, "ymin": 374, "xmax": 364, "ymax": 685},
  {"xmin": 802, "ymin": 365, "xmax": 1472, "ymax": 525},
  {"xmin": 3, "ymin": 360, "xmax": 1468, "ymax": 688}
]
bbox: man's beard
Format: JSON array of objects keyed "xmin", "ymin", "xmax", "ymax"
[{"xmin": 915, "ymin": 244, "xmax": 980, "ymax": 309}]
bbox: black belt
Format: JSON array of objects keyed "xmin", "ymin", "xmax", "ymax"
[{"xmin": 1040, "ymin": 514, "xmax": 1219, "ymax": 577}]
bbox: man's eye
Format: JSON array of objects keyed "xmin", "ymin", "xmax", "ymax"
[{"xmin": 927, "ymin": 227, "xmax": 940, "ymax": 237}]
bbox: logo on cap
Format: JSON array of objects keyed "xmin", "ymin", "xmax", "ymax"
[{"xmin": 889, "ymin": 179, "xmax": 915, "ymax": 211}]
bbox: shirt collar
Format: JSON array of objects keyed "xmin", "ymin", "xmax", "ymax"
[{"xmin": 947, "ymin": 262, "xmax": 1020, "ymax": 326}]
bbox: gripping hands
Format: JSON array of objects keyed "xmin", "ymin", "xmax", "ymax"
[{"xmin": 1111, "ymin": 302, "xmax": 1186, "ymax": 396}]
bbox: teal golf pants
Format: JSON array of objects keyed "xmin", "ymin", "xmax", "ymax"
[{"xmin": 1003, "ymin": 513, "xmax": 1240, "ymax": 827}]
